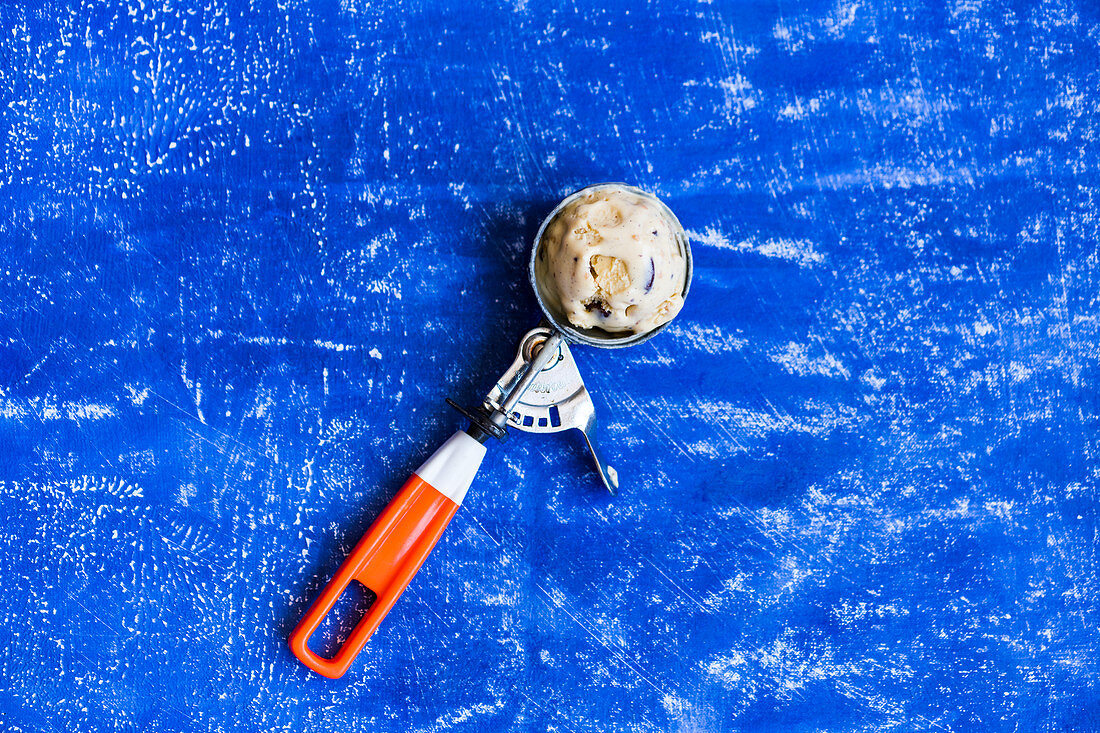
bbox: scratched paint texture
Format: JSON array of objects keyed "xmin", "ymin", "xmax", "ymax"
[{"xmin": 2, "ymin": 0, "xmax": 1099, "ymax": 730}]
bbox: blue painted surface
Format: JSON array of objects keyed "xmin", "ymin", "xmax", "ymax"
[{"xmin": 2, "ymin": 0, "xmax": 1099, "ymax": 730}]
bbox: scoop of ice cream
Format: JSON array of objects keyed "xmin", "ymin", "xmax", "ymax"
[{"xmin": 534, "ymin": 186, "xmax": 687, "ymax": 335}]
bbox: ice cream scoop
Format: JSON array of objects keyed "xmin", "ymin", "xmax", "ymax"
[
  {"xmin": 532, "ymin": 183, "xmax": 691, "ymax": 346},
  {"xmin": 289, "ymin": 183, "xmax": 691, "ymax": 678}
]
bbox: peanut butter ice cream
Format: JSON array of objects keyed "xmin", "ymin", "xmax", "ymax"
[{"xmin": 534, "ymin": 185, "xmax": 687, "ymax": 335}]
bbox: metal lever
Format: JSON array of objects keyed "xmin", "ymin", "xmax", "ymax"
[
  {"xmin": 484, "ymin": 325, "xmax": 620, "ymax": 494},
  {"xmin": 579, "ymin": 412, "xmax": 619, "ymax": 495}
]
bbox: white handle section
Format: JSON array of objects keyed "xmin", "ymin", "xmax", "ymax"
[{"xmin": 413, "ymin": 430, "xmax": 487, "ymax": 506}]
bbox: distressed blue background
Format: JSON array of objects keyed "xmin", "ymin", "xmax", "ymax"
[{"xmin": 2, "ymin": 0, "xmax": 1099, "ymax": 730}]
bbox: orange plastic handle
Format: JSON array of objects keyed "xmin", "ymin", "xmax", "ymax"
[{"xmin": 288, "ymin": 474, "xmax": 459, "ymax": 678}]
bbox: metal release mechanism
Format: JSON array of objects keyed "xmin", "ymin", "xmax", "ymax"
[{"xmin": 485, "ymin": 326, "xmax": 619, "ymax": 495}]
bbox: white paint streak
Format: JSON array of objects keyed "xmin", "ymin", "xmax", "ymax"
[{"xmin": 689, "ymin": 228, "xmax": 824, "ymax": 266}]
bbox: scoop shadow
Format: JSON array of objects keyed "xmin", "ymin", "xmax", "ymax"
[
  {"xmin": 272, "ymin": 193, "xmax": 561, "ymax": 673},
  {"xmin": 444, "ymin": 193, "xmax": 562, "ymax": 411}
]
